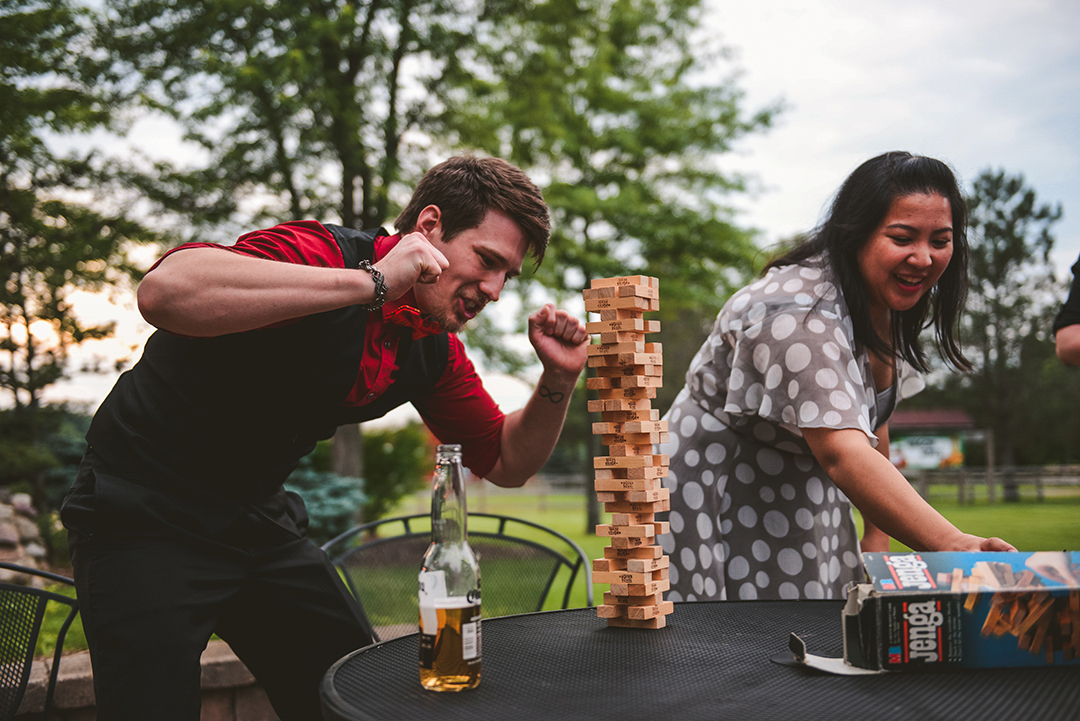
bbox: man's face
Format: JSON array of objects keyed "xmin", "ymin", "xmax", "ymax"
[{"xmin": 414, "ymin": 208, "xmax": 527, "ymax": 333}]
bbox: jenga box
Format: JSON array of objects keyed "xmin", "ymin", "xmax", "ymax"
[{"xmin": 843, "ymin": 551, "xmax": 1080, "ymax": 670}]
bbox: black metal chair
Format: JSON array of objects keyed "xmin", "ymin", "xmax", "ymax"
[
  {"xmin": 322, "ymin": 513, "xmax": 593, "ymax": 641},
  {"xmin": 0, "ymin": 562, "xmax": 79, "ymax": 721}
]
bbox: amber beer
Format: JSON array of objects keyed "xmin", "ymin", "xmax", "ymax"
[
  {"xmin": 419, "ymin": 445, "xmax": 482, "ymax": 691},
  {"xmin": 419, "ymin": 598, "xmax": 482, "ymax": 691}
]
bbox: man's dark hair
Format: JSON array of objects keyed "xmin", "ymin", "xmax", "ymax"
[
  {"xmin": 767, "ymin": 151, "xmax": 971, "ymax": 372},
  {"xmin": 396, "ymin": 156, "xmax": 551, "ymax": 264}
]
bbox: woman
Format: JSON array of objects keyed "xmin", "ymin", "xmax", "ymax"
[{"xmin": 659, "ymin": 151, "xmax": 1015, "ymax": 602}]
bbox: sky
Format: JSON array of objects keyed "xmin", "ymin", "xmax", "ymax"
[
  {"xmin": 709, "ymin": 0, "xmax": 1079, "ymax": 274},
  {"xmin": 38, "ymin": 0, "xmax": 1080, "ymax": 413}
]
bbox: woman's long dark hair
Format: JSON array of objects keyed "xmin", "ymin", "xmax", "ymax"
[{"xmin": 766, "ymin": 151, "xmax": 971, "ymax": 373}]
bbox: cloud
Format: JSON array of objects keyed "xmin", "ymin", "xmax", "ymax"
[{"xmin": 709, "ymin": 0, "xmax": 1080, "ymax": 274}]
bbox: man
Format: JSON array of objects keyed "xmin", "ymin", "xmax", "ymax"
[
  {"xmin": 1054, "ymin": 251, "xmax": 1080, "ymax": 365},
  {"xmin": 60, "ymin": 156, "xmax": 589, "ymax": 720}
]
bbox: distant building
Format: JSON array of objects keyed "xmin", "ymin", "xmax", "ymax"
[{"xmin": 889, "ymin": 409, "xmax": 975, "ymax": 469}]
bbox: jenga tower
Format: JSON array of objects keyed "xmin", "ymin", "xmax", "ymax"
[{"xmin": 583, "ymin": 276, "xmax": 674, "ymax": 629}]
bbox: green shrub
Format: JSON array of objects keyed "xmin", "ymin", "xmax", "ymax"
[{"xmin": 360, "ymin": 423, "xmax": 436, "ymax": 523}]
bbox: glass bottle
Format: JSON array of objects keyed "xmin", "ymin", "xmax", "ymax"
[{"xmin": 418, "ymin": 444, "xmax": 481, "ymax": 691}]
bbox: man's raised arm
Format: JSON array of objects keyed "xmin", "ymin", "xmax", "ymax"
[{"xmin": 485, "ymin": 304, "xmax": 589, "ymax": 487}]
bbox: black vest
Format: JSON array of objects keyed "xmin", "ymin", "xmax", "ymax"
[{"xmin": 86, "ymin": 225, "xmax": 449, "ymax": 502}]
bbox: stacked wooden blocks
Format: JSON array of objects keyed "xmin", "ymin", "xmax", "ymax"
[{"xmin": 583, "ymin": 275, "xmax": 674, "ymax": 629}]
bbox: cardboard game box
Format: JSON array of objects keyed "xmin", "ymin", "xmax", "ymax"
[{"xmin": 843, "ymin": 551, "xmax": 1080, "ymax": 671}]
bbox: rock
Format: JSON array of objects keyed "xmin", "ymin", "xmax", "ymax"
[
  {"xmin": 0, "ymin": 522, "xmax": 20, "ymax": 547},
  {"xmin": 11, "ymin": 493, "xmax": 37, "ymax": 518},
  {"xmin": 14, "ymin": 516, "xmax": 41, "ymax": 542}
]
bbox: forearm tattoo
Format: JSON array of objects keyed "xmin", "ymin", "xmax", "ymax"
[{"xmin": 538, "ymin": 385, "xmax": 565, "ymax": 404}]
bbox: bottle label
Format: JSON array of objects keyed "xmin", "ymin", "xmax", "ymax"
[
  {"xmin": 418, "ymin": 597, "xmax": 481, "ymax": 669},
  {"xmin": 462, "ymin": 609, "xmax": 481, "ymax": 661},
  {"xmin": 418, "ymin": 570, "xmax": 447, "ymax": 635}
]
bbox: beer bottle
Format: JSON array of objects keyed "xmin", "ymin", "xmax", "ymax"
[{"xmin": 418, "ymin": 444, "xmax": 481, "ymax": 691}]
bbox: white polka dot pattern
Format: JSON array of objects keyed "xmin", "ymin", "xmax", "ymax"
[{"xmin": 660, "ymin": 259, "xmax": 926, "ymax": 602}]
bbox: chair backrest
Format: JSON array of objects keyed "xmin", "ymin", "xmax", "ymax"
[
  {"xmin": 0, "ymin": 562, "xmax": 79, "ymax": 721},
  {"xmin": 322, "ymin": 513, "xmax": 593, "ymax": 641}
]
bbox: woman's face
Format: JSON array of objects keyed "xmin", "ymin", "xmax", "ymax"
[{"xmin": 856, "ymin": 192, "xmax": 954, "ymax": 320}]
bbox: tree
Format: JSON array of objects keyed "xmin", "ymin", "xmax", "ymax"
[
  {"xmin": 449, "ymin": 0, "xmax": 778, "ymax": 527},
  {"xmin": 1, "ymin": 0, "xmax": 158, "ymax": 510},
  {"xmin": 912, "ymin": 170, "xmax": 1073, "ymax": 482}
]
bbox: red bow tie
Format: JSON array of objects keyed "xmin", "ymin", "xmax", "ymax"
[{"xmin": 384, "ymin": 304, "xmax": 444, "ymax": 339}]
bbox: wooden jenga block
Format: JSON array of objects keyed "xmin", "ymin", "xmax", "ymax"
[
  {"xmin": 595, "ymin": 465, "xmax": 669, "ymax": 480},
  {"xmin": 604, "ymin": 498, "xmax": 671, "ymax": 513},
  {"xmin": 603, "ymin": 591, "xmax": 664, "ymax": 606},
  {"xmin": 587, "ymin": 397, "xmax": 656, "ymax": 412},
  {"xmin": 628, "ymin": 601, "xmax": 675, "ymax": 620},
  {"xmin": 609, "ymin": 579, "xmax": 670, "ymax": 596},
  {"xmin": 601, "ymin": 432, "xmax": 668, "ymax": 445},
  {"xmin": 596, "ymin": 604, "xmax": 626, "ymax": 618},
  {"xmin": 606, "ymin": 615, "xmax": 667, "ymax": 629},
  {"xmin": 590, "ymin": 275, "xmax": 658, "ymax": 289},
  {"xmin": 595, "ymin": 524, "xmax": 655, "ymax": 538},
  {"xmin": 588, "ymin": 375, "xmax": 663, "ymax": 390},
  {"xmin": 592, "ymin": 420, "xmax": 668, "ymax": 434},
  {"xmin": 586, "ymin": 318, "xmax": 661, "ymax": 334},
  {"xmin": 587, "ymin": 351, "xmax": 663, "ymax": 367},
  {"xmin": 587, "ymin": 340, "xmax": 646, "ymax": 356},
  {"xmin": 609, "ymin": 512, "xmax": 656, "ymax": 525},
  {"xmin": 604, "ymin": 545, "xmax": 664, "ymax": 560},
  {"xmin": 593, "ymin": 455, "xmax": 668, "ymax": 469},
  {"xmin": 596, "ymin": 386, "xmax": 658, "ymax": 401},
  {"xmin": 599, "ymin": 363, "xmax": 664, "ymax": 378},
  {"xmin": 593, "ymin": 569, "xmax": 665, "ymax": 585},
  {"xmin": 594, "ymin": 477, "xmax": 663, "ymax": 492},
  {"xmin": 584, "ymin": 295, "xmax": 653, "ymax": 312},
  {"xmin": 626, "ymin": 556, "xmax": 670, "ymax": 573}
]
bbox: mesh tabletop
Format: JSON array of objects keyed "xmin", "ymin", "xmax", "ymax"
[{"xmin": 321, "ymin": 600, "xmax": 1080, "ymax": 721}]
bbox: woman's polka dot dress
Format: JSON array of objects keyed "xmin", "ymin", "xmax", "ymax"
[{"xmin": 658, "ymin": 260, "xmax": 925, "ymax": 601}]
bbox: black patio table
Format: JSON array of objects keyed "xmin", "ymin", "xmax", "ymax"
[{"xmin": 320, "ymin": 600, "xmax": 1080, "ymax": 721}]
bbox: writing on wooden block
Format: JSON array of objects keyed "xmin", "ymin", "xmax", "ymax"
[
  {"xmin": 604, "ymin": 545, "xmax": 664, "ymax": 560},
  {"xmin": 589, "ymin": 275, "xmax": 658, "ymax": 289},
  {"xmin": 595, "ymin": 524, "xmax": 655, "ymax": 538},
  {"xmin": 609, "ymin": 579, "xmax": 670, "ymax": 596},
  {"xmin": 604, "ymin": 499, "xmax": 671, "ymax": 514},
  {"xmin": 585, "ymin": 318, "xmax": 661, "ymax": 334}
]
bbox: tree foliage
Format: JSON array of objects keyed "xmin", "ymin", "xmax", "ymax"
[
  {"xmin": 358, "ymin": 422, "xmax": 435, "ymax": 523},
  {"xmin": 97, "ymin": 0, "xmax": 489, "ymax": 232},
  {"xmin": 910, "ymin": 170, "xmax": 1078, "ymax": 466},
  {"xmin": 1, "ymin": 0, "xmax": 158, "ymax": 510}
]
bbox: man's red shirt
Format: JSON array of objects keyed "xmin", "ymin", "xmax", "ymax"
[{"xmin": 154, "ymin": 220, "xmax": 506, "ymax": 477}]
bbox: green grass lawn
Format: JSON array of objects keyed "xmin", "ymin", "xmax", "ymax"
[
  {"xmin": 394, "ymin": 483, "xmax": 1080, "ymax": 611},
  {"xmin": 37, "ymin": 484, "xmax": 1080, "ymax": 658}
]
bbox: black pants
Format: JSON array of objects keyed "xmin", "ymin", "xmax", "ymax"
[{"xmin": 65, "ymin": 457, "xmax": 373, "ymax": 721}]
